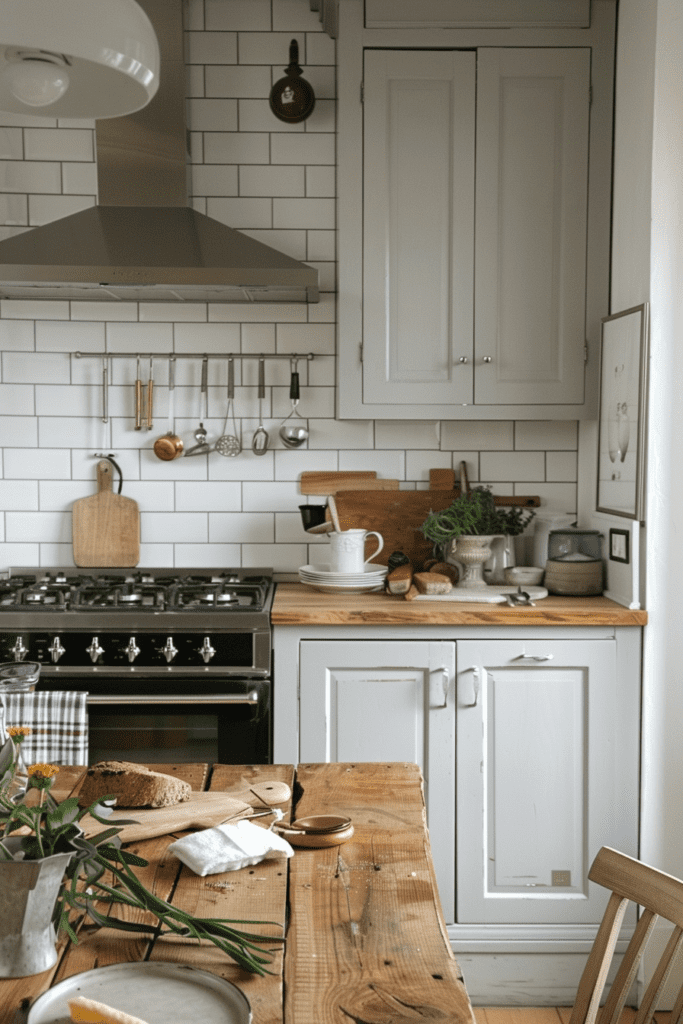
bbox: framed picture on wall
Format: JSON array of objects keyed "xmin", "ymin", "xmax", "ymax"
[{"xmin": 596, "ymin": 303, "xmax": 649, "ymax": 520}]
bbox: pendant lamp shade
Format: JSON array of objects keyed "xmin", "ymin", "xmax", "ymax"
[{"xmin": 0, "ymin": 0, "xmax": 159, "ymax": 119}]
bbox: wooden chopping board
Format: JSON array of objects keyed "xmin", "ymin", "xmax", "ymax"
[
  {"xmin": 300, "ymin": 471, "xmax": 399, "ymax": 494},
  {"xmin": 72, "ymin": 460, "xmax": 140, "ymax": 567},
  {"xmin": 332, "ymin": 490, "xmax": 457, "ymax": 569}
]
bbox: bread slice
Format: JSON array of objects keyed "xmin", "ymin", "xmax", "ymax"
[
  {"xmin": 78, "ymin": 761, "xmax": 191, "ymax": 809},
  {"xmin": 69, "ymin": 996, "xmax": 149, "ymax": 1024}
]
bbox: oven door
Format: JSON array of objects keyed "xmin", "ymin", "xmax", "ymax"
[{"xmin": 38, "ymin": 674, "xmax": 271, "ymax": 766}]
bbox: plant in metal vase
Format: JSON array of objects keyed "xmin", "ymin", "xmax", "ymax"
[{"xmin": 0, "ymin": 733, "xmax": 279, "ymax": 978}]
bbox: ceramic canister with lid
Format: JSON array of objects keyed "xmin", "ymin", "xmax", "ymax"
[{"xmin": 545, "ymin": 529, "xmax": 604, "ymax": 595}]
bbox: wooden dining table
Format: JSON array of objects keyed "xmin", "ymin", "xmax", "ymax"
[{"xmin": 0, "ymin": 761, "xmax": 476, "ymax": 1024}]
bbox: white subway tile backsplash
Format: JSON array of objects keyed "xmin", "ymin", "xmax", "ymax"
[
  {"xmin": 24, "ymin": 128, "xmax": 93, "ymax": 162},
  {"xmin": 124, "ymin": 482, "xmax": 175, "ymax": 510},
  {"xmin": 192, "ymin": 165, "xmax": 239, "ymax": 196},
  {"xmin": 306, "ymin": 166, "xmax": 335, "ymax": 198},
  {"xmin": 38, "ymin": 480, "xmax": 90, "ymax": 510},
  {"xmin": 106, "ymin": 322, "xmax": 173, "ymax": 353},
  {"xmin": 276, "ymin": 323, "xmax": 334, "ymax": 354},
  {"xmin": 203, "ymin": 132, "xmax": 270, "ymax": 164},
  {"xmin": 239, "ymin": 165, "xmax": 305, "ymax": 197},
  {"xmin": 209, "ymin": 303, "xmax": 306, "ymax": 323},
  {"xmin": 175, "ymin": 544, "xmax": 242, "ymax": 566},
  {"xmin": 273, "ymin": 0, "xmax": 322, "ymax": 31},
  {"xmin": 205, "ymin": 0, "xmax": 270, "ymax": 30},
  {"xmin": 303, "ymin": 100, "xmax": 336, "ymax": 132},
  {"xmin": 375, "ymin": 422, "xmax": 440, "ymax": 450},
  {"xmin": 4, "ymin": 448, "xmax": 71, "ymax": 479},
  {"xmin": 176, "ymin": 481, "xmax": 241, "ymax": 511},
  {"xmin": 138, "ymin": 544, "xmax": 175, "ymax": 567},
  {"xmin": 0, "ymin": 407, "xmax": 39, "ymax": 455},
  {"xmin": 238, "ymin": 33, "xmax": 307, "ymax": 66},
  {"xmin": 140, "ymin": 303, "xmax": 207, "ymax": 323},
  {"xmin": 546, "ymin": 451, "xmax": 578, "ymax": 482},
  {"xmin": 187, "ymin": 65, "xmax": 206, "ymax": 98},
  {"xmin": 207, "ymin": 196, "xmax": 273, "ymax": 229},
  {"xmin": 3, "ymin": 351, "xmax": 70, "ymax": 384},
  {"xmin": 0, "ymin": 320, "xmax": 34, "ymax": 349},
  {"xmin": 271, "ymin": 133, "xmax": 335, "ymax": 165},
  {"xmin": 35, "ymin": 385, "xmax": 100, "ymax": 417},
  {"xmin": 206, "ymin": 65, "xmax": 271, "ymax": 98},
  {"xmin": 240, "ymin": 324, "xmax": 275, "ymax": 354},
  {"xmin": 71, "ymin": 302, "xmax": 138, "ymax": 322},
  {"xmin": 274, "ymin": 198, "xmax": 334, "ymax": 230},
  {"xmin": 140, "ymin": 449, "xmax": 208, "ymax": 480},
  {"xmin": 276, "ymin": 512, "xmax": 320, "ymax": 544},
  {"xmin": 36, "ymin": 320, "xmax": 104, "ymax": 352},
  {"xmin": 239, "ymin": 99, "xmax": 303, "ymax": 133},
  {"xmin": 0, "ymin": 544, "xmax": 40, "ymax": 571},
  {"xmin": 243, "ymin": 229, "xmax": 307, "ymax": 260},
  {"xmin": 209, "ymin": 450, "xmax": 275, "ymax": 480},
  {"xmin": 338, "ymin": 450, "xmax": 406, "ymax": 479},
  {"xmin": 297, "ymin": 67, "xmax": 336, "ymax": 100},
  {"xmin": 308, "ymin": 260, "xmax": 336, "ymax": 292},
  {"xmin": 0, "ymin": 194, "xmax": 27, "ymax": 225},
  {"xmin": 188, "ymin": 99, "xmax": 238, "ymax": 132},
  {"xmin": 71, "ymin": 449, "xmax": 141, "ymax": 481},
  {"xmin": 0, "ymin": 480, "xmax": 38, "ymax": 509},
  {"xmin": 187, "ymin": 31, "xmax": 237, "ymax": 65},
  {"xmin": 441, "ymin": 421, "xmax": 514, "ymax": 451},
  {"xmin": 28, "ymin": 194, "xmax": 94, "ymax": 226},
  {"xmin": 37, "ymin": 417, "xmax": 102, "ymax": 449},
  {"xmin": 243, "ymin": 543, "xmax": 307, "ymax": 570},
  {"xmin": 515, "ymin": 420, "xmax": 579, "ymax": 450},
  {"xmin": 307, "ymin": 233, "xmax": 336, "ymax": 264},
  {"xmin": 141, "ymin": 512, "xmax": 208, "ymax": 543},
  {"xmin": 209, "ymin": 512, "xmax": 273, "ymax": 542},
  {"xmin": 481, "ymin": 451, "xmax": 545, "ymax": 482},
  {"xmin": 306, "ymin": 33, "xmax": 336, "ymax": 65},
  {"xmin": 1, "ymin": 301, "xmax": 68, "ymax": 320},
  {"xmin": 306, "ymin": 418, "xmax": 373, "ymax": 449},
  {"xmin": 174, "ymin": 322, "xmax": 240, "ymax": 353},
  {"xmin": 243, "ymin": 481, "xmax": 300, "ymax": 512},
  {"xmin": 39, "ymin": 543, "xmax": 75, "ymax": 567},
  {"xmin": 0, "ymin": 384, "xmax": 34, "ymax": 415},
  {"xmin": 406, "ymin": 450, "xmax": 452, "ymax": 483},
  {"xmin": 274, "ymin": 449, "xmax": 338, "ymax": 480},
  {"xmin": 0, "ymin": 161, "xmax": 61, "ymax": 193},
  {"xmin": 0, "ymin": 128, "xmax": 23, "ymax": 159},
  {"xmin": 527, "ymin": 483, "xmax": 577, "ymax": 512},
  {"xmin": 61, "ymin": 162, "xmax": 98, "ymax": 195},
  {"xmin": 6, "ymin": 511, "xmax": 71, "ymax": 542}
]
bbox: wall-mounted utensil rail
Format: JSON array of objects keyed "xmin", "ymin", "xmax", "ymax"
[{"xmin": 74, "ymin": 352, "xmax": 315, "ymax": 361}]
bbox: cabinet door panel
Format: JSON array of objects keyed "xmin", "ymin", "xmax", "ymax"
[
  {"xmin": 475, "ymin": 49, "xmax": 590, "ymax": 404},
  {"xmin": 299, "ymin": 639, "xmax": 455, "ymax": 917},
  {"xmin": 457, "ymin": 639, "xmax": 621, "ymax": 924},
  {"xmin": 363, "ymin": 50, "xmax": 474, "ymax": 404}
]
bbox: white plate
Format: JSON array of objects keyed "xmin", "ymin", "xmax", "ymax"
[
  {"xmin": 299, "ymin": 580, "xmax": 385, "ymax": 594},
  {"xmin": 299, "ymin": 573, "xmax": 386, "ymax": 585},
  {"xmin": 27, "ymin": 962, "xmax": 251, "ymax": 1024},
  {"xmin": 300, "ymin": 563, "xmax": 387, "ymax": 578}
]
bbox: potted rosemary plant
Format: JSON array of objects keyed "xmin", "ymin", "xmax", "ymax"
[{"xmin": 0, "ymin": 730, "xmax": 278, "ymax": 978}]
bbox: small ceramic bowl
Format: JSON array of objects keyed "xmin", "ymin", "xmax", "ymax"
[{"xmin": 504, "ymin": 566, "xmax": 545, "ymax": 586}]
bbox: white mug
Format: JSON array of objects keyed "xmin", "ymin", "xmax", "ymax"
[{"xmin": 329, "ymin": 529, "xmax": 384, "ymax": 573}]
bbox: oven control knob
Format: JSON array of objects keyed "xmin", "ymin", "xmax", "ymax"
[
  {"xmin": 87, "ymin": 637, "xmax": 104, "ymax": 664},
  {"xmin": 125, "ymin": 637, "xmax": 140, "ymax": 663},
  {"xmin": 48, "ymin": 636, "xmax": 65, "ymax": 664},
  {"xmin": 158, "ymin": 637, "xmax": 178, "ymax": 663},
  {"xmin": 11, "ymin": 636, "xmax": 27, "ymax": 662},
  {"xmin": 199, "ymin": 637, "xmax": 216, "ymax": 664}
]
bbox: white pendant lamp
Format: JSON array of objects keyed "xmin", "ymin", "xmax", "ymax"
[{"xmin": 0, "ymin": 0, "xmax": 159, "ymax": 119}]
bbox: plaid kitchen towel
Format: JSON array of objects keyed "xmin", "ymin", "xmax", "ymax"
[{"xmin": 0, "ymin": 691, "xmax": 89, "ymax": 765}]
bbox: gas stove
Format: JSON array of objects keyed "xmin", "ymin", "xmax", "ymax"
[{"xmin": 0, "ymin": 568, "xmax": 274, "ymax": 675}]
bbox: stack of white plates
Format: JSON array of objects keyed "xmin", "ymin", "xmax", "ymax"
[{"xmin": 298, "ymin": 563, "xmax": 388, "ymax": 594}]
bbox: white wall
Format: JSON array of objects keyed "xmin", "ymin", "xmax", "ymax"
[{"xmin": 0, "ymin": 0, "xmax": 579, "ymax": 572}]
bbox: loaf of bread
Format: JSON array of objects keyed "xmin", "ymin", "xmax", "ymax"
[
  {"xmin": 78, "ymin": 760, "xmax": 191, "ymax": 809},
  {"xmin": 69, "ymin": 996, "xmax": 149, "ymax": 1024}
]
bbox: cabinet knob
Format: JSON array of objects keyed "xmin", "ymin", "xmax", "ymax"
[
  {"xmin": 458, "ymin": 356, "xmax": 469, "ymax": 364},
  {"xmin": 482, "ymin": 356, "xmax": 493, "ymax": 364}
]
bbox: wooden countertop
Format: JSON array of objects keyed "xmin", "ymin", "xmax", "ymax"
[{"xmin": 272, "ymin": 583, "xmax": 648, "ymax": 626}]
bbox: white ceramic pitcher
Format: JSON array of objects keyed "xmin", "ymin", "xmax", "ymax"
[{"xmin": 329, "ymin": 529, "xmax": 384, "ymax": 573}]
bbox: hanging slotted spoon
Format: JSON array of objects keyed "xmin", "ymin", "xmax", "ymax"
[
  {"xmin": 185, "ymin": 355, "xmax": 212, "ymax": 457},
  {"xmin": 251, "ymin": 357, "xmax": 269, "ymax": 455},
  {"xmin": 215, "ymin": 356, "xmax": 241, "ymax": 457}
]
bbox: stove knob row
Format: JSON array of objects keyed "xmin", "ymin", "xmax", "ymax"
[
  {"xmin": 158, "ymin": 637, "xmax": 178, "ymax": 664},
  {"xmin": 48, "ymin": 636, "xmax": 65, "ymax": 664},
  {"xmin": 199, "ymin": 637, "xmax": 216, "ymax": 663},
  {"xmin": 125, "ymin": 637, "xmax": 140, "ymax": 664},
  {"xmin": 87, "ymin": 636, "xmax": 104, "ymax": 664}
]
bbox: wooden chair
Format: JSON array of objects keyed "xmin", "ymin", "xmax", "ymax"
[{"xmin": 570, "ymin": 846, "xmax": 683, "ymax": 1024}]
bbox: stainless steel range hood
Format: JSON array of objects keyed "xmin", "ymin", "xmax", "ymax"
[{"xmin": 0, "ymin": 0, "xmax": 319, "ymax": 303}]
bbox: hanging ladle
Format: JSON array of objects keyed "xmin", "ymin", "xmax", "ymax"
[
  {"xmin": 185, "ymin": 355, "xmax": 212, "ymax": 457},
  {"xmin": 279, "ymin": 357, "xmax": 309, "ymax": 449},
  {"xmin": 214, "ymin": 356, "xmax": 241, "ymax": 457},
  {"xmin": 251, "ymin": 357, "xmax": 269, "ymax": 455}
]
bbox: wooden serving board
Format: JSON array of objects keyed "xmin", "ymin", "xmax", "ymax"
[
  {"xmin": 332, "ymin": 490, "xmax": 457, "ymax": 568},
  {"xmin": 72, "ymin": 460, "xmax": 140, "ymax": 567},
  {"xmin": 428, "ymin": 468, "xmax": 540, "ymax": 507},
  {"xmin": 300, "ymin": 471, "xmax": 399, "ymax": 494}
]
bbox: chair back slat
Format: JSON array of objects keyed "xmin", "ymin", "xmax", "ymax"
[
  {"xmin": 599, "ymin": 909, "xmax": 658, "ymax": 1024},
  {"xmin": 633, "ymin": 926, "xmax": 683, "ymax": 1024},
  {"xmin": 590, "ymin": 848, "xmax": 683, "ymax": 928},
  {"xmin": 569, "ymin": 892, "xmax": 628, "ymax": 1024}
]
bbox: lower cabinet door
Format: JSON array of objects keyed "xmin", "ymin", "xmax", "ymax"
[
  {"xmin": 456, "ymin": 638, "xmax": 628, "ymax": 925},
  {"xmin": 299, "ymin": 639, "xmax": 456, "ymax": 919}
]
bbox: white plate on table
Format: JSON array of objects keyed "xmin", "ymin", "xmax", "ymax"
[
  {"xmin": 298, "ymin": 577, "xmax": 385, "ymax": 594},
  {"xmin": 299, "ymin": 563, "xmax": 387, "ymax": 580},
  {"xmin": 27, "ymin": 962, "xmax": 252, "ymax": 1024}
]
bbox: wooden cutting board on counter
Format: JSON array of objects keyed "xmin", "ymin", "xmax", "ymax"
[{"xmin": 72, "ymin": 459, "xmax": 140, "ymax": 567}]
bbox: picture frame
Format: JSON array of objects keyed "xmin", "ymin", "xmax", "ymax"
[{"xmin": 596, "ymin": 303, "xmax": 649, "ymax": 520}]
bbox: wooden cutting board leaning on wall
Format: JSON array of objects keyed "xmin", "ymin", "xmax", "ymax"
[{"xmin": 72, "ymin": 460, "xmax": 140, "ymax": 567}]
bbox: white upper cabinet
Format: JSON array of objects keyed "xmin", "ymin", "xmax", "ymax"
[{"xmin": 337, "ymin": 4, "xmax": 615, "ymax": 419}]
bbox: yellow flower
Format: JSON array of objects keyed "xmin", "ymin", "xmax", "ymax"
[
  {"xmin": 6, "ymin": 726, "xmax": 31, "ymax": 738},
  {"xmin": 27, "ymin": 763, "xmax": 59, "ymax": 780}
]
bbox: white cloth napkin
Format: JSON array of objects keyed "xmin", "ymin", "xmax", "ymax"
[{"xmin": 169, "ymin": 819, "xmax": 294, "ymax": 877}]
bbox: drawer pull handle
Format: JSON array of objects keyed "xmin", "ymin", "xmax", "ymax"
[
  {"xmin": 459, "ymin": 667, "xmax": 480, "ymax": 707},
  {"xmin": 512, "ymin": 654, "xmax": 554, "ymax": 662},
  {"xmin": 430, "ymin": 668, "xmax": 449, "ymax": 708}
]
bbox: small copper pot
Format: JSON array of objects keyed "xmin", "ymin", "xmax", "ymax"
[{"xmin": 153, "ymin": 431, "xmax": 183, "ymax": 461}]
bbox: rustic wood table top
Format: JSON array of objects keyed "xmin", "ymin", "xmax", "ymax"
[{"xmin": 1, "ymin": 761, "xmax": 475, "ymax": 1024}]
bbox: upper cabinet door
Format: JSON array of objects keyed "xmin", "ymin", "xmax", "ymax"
[
  {"xmin": 474, "ymin": 49, "xmax": 590, "ymax": 405},
  {"xmin": 363, "ymin": 50, "xmax": 475, "ymax": 406}
]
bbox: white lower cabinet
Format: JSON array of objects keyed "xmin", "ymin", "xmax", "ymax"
[{"xmin": 282, "ymin": 626, "xmax": 641, "ymax": 1002}]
